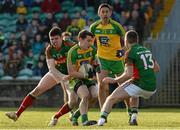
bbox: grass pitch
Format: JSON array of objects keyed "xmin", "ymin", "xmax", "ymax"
[{"xmin": 0, "ymin": 108, "xmax": 180, "ymax": 130}]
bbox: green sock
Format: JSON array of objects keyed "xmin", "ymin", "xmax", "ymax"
[
  {"xmin": 127, "ymin": 108, "xmax": 132, "ymax": 116},
  {"xmin": 100, "ymin": 111, "xmax": 109, "ymax": 119},
  {"xmin": 131, "ymin": 107, "xmax": 138, "ymax": 114},
  {"xmin": 81, "ymin": 114, "xmax": 88, "ymax": 123},
  {"xmin": 73, "ymin": 109, "xmax": 81, "ymax": 120}
]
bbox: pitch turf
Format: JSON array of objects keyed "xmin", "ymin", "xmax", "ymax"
[{"xmin": 0, "ymin": 108, "xmax": 180, "ymax": 129}]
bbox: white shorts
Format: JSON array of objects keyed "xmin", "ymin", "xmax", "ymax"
[{"xmin": 123, "ymin": 83, "xmax": 156, "ymax": 99}]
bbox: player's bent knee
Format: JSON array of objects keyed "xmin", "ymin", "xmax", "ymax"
[
  {"xmin": 107, "ymin": 95, "xmax": 117, "ymax": 103},
  {"xmin": 30, "ymin": 86, "xmax": 43, "ymax": 97},
  {"xmin": 68, "ymin": 98, "xmax": 77, "ymax": 108}
]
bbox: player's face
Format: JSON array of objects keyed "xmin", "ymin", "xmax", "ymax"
[
  {"xmin": 50, "ymin": 35, "xmax": 63, "ymax": 49},
  {"xmin": 79, "ymin": 35, "xmax": 93, "ymax": 50},
  {"xmin": 98, "ymin": 7, "xmax": 112, "ymax": 22}
]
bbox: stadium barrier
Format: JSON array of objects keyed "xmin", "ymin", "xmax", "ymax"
[{"xmin": 0, "ymin": 80, "xmax": 64, "ymax": 107}]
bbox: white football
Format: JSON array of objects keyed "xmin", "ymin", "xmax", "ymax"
[{"xmin": 78, "ymin": 63, "xmax": 93, "ymax": 75}]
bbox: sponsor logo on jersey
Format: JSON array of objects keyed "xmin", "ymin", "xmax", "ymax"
[{"xmin": 99, "ymin": 36, "xmax": 110, "ymax": 47}]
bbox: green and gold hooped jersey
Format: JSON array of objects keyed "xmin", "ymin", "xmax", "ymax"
[
  {"xmin": 126, "ymin": 44, "xmax": 156, "ymax": 91},
  {"xmin": 67, "ymin": 44, "xmax": 96, "ymax": 71},
  {"xmin": 50, "ymin": 41, "xmax": 73, "ymax": 74},
  {"xmin": 90, "ymin": 19, "xmax": 125, "ymax": 61}
]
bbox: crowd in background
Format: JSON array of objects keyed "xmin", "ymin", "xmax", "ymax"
[{"xmin": 0, "ymin": 0, "xmax": 163, "ymax": 79}]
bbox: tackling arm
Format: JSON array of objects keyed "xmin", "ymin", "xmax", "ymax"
[{"xmin": 45, "ymin": 45, "xmax": 68, "ymax": 80}]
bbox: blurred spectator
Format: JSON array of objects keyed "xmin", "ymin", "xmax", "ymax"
[
  {"xmin": 111, "ymin": 12, "xmax": 122, "ymax": 23},
  {"xmin": 41, "ymin": 0, "xmax": 61, "ymax": 14},
  {"xmin": 23, "ymin": 0, "xmax": 32, "ymax": 8},
  {"xmin": 1, "ymin": 0, "xmax": 16, "ymax": 15},
  {"xmin": 31, "ymin": 0, "xmax": 42, "ymax": 8},
  {"xmin": 58, "ymin": 11, "xmax": 71, "ymax": 32},
  {"xmin": 26, "ymin": 18, "xmax": 40, "ymax": 40},
  {"xmin": 75, "ymin": 11, "xmax": 86, "ymax": 30},
  {"xmin": 112, "ymin": 0, "xmax": 123, "ymax": 14},
  {"xmin": 84, "ymin": 18, "xmax": 94, "ymax": 31},
  {"xmin": 4, "ymin": 44, "xmax": 22, "ymax": 78},
  {"xmin": 31, "ymin": 10, "xmax": 42, "ymax": 24},
  {"xmin": 32, "ymin": 33, "xmax": 45, "ymax": 56},
  {"xmin": 33, "ymin": 61, "xmax": 46, "ymax": 77},
  {"xmin": 66, "ymin": 17, "xmax": 81, "ymax": 42},
  {"xmin": 38, "ymin": 52, "xmax": 47, "ymax": 67},
  {"xmin": 44, "ymin": 13, "xmax": 56, "ymax": 33},
  {"xmin": 120, "ymin": 10, "xmax": 130, "ymax": 27},
  {"xmin": 16, "ymin": 1, "xmax": 27, "ymax": 15},
  {"xmin": 16, "ymin": 14, "xmax": 28, "ymax": 32},
  {"xmin": 17, "ymin": 33, "xmax": 31, "ymax": 56},
  {"xmin": 62, "ymin": 31, "xmax": 75, "ymax": 46},
  {"xmin": 125, "ymin": 10, "xmax": 145, "ymax": 43},
  {"xmin": 37, "ymin": 24, "xmax": 48, "ymax": 42},
  {"xmin": 5, "ymin": 32, "xmax": 17, "ymax": 51},
  {"xmin": 81, "ymin": 10, "xmax": 90, "ymax": 23},
  {"xmin": 23, "ymin": 49, "xmax": 37, "ymax": 69},
  {"xmin": 32, "ymin": 51, "xmax": 48, "ymax": 77}
]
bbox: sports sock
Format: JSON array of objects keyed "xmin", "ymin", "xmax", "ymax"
[
  {"xmin": 73, "ymin": 109, "xmax": 80, "ymax": 120},
  {"xmin": 127, "ymin": 108, "xmax": 132, "ymax": 117},
  {"xmin": 54, "ymin": 103, "xmax": 71, "ymax": 119},
  {"xmin": 131, "ymin": 107, "xmax": 138, "ymax": 114},
  {"xmin": 100, "ymin": 111, "xmax": 109, "ymax": 120},
  {"xmin": 131, "ymin": 107, "xmax": 138, "ymax": 121},
  {"xmin": 16, "ymin": 94, "xmax": 36, "ymax": 117},
  {"xmin": 81, "ymin": 114, "xmax": 88, "ymax": 123}
]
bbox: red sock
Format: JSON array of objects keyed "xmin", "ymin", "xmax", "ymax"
[
  {"xmin": 16, "ymin": 94, "xmax": 35, "ymax": 117},
  {"xmin": 54, "ymin": 103, "xmax": 71, "ymax": 119}
]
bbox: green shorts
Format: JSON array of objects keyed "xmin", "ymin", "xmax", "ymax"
[
  {"xmin": 98, "ymin": 57, "xmax": 124, "ymax": 75},
  {"xmin": 69, "ymin": 79, "xmax": 96, "ymax": 93}
]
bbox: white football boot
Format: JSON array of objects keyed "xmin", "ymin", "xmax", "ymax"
[
  {"xmin": 48, "ymin": 117, "xmax": 58, "ymax": 127},
  {"xmin": 98, "ymin": 118, "xmax": 106, "ymax": 126},
  {"xmin": 5, "ymin": 112, "xmax": 18, "ymax": 122}
]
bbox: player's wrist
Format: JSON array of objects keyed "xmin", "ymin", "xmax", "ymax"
[{"xmin": 83, "ymin": 73, "xmax": 88, "ymax": 79}]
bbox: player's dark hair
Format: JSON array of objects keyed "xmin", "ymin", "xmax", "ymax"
[
  {"xmin": 49, "ymin": 26, "xmax": 62, "ymax": 37},
  {"xmin": 126, "ymin": 30, "xmax": 139, "ymax": 44},
  {"xmin": 78, "ymin": 30, "xmax": 94, "ymax": 39},
  {"xmin": 98, "ymin": 3, "xmax": 112, "ymax": 14}
]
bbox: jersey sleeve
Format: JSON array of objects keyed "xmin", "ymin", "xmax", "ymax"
[
  {"xmin": 91, "ymin": 45, "xmax": 97, "ymax": 60},
  {"xmin": 110, "ymin": 19, "xmax": 126, "ymax": 38}
]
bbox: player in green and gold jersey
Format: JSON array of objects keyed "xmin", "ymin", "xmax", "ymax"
[
  {"xmin": 90, "ymin": 3, "xmax": 126, "ymax": 109},
  {"xmin": 66, "ymin": 30, "xmax": 98, "ymax": 126},
  {"xmin": 98, "ymin": 30, "xmax": 160, "ymax": 126}
]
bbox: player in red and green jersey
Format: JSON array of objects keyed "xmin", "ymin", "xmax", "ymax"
[
  {"xmin": 98, "ymin": 30, "xmax": 160, "ymax": 126},
  {"xmin": 66, "ymin": 30, "xmax": 98, "ymax": 126},
  {"xmin": 90, "ymin": 3, "xmax": 126, "ymax": 109},
  {"xmin": 5, "ymin": 27, "xmax": 78, "ymax": 123}
]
